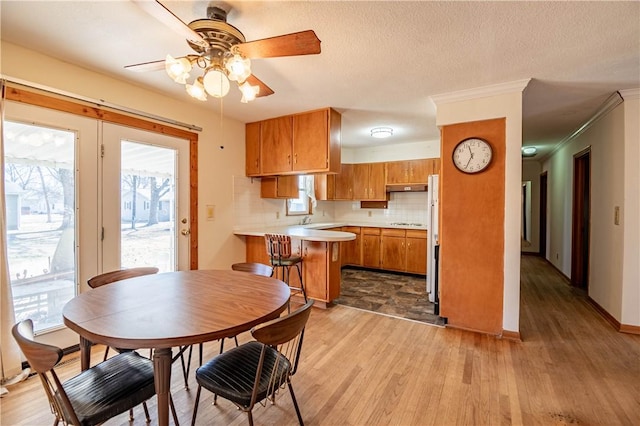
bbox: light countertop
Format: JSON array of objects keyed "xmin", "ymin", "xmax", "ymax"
[{"xmin": 233, "ymin": 221, "xmax": 427, "ymax": 242}]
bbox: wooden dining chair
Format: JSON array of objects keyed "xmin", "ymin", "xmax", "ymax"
[
  {"xmin": 12, "ymin": 319, "xmax": 156, "ymax": 426},
  {"xmin": 87, "ymin": 266, "xmax": 159, "ymax": 361},
  {"xmin": 231, "ymin": 262, "xmax": 274, "ymax": 277},
  {"xmin": 182, "ymin": 262, "xmax": 276, "ymax": 387},
  {"xmin": 191, "ymin": 300, "xmax": 314, "ymax": 426}
]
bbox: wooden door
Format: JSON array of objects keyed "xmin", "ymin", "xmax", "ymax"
[
  {"xmin": 293, "ymin": 109, "xmax": 328, "ymax": 172},
  {"xmin": 381, "ymin": 229, "xmax": 406, "ymax": 271},
  {"xmin": 406, "ymin": 230, "xmax": 428, "ymax": 274},
  {"xmin": 245, "ymin": 121, "xmax": 261, "ymax": 176},
  {"xmin": 334, "ymin": 163, "xmax": 354, "ymax": 200},
  {"xmin": 539, "ymin": 172, "xmax": 548, "ymax": 258},
  {"xmin": 261, "ymin": 116, "xmax": 292, "ymax": 174},
  {"xmin": 341, "ymin": 227, "xmax": 361, "ymax": 265},
  {"xmin": 362, "ymin": 230, "xmax": 381, "ymax": 268},
  {"xmin": 367, "ymin": 163, "xmax": 386, "ymax": 200},
  {"xmin": 571, "ymin": 150, "xmax": 590, "ymax": 289}
]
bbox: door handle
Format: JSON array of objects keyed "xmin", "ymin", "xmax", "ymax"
[{"xmin": 181, "ymin": 229, "xmax": 191, "ymax": 236}]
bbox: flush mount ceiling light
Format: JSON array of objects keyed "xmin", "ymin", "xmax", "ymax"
[
  {"xmin": 522, "ymin": 146, "xmax": 537, "ymax": 157},
  {"xmin": 125, "ymin": 4, "xmax": 322, "ymax": 103},
  {"xmin": 371, "ymin": 127, "xmax": 393, "ymax": 139}
]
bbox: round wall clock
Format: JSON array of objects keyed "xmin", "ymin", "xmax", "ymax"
[{"xmin": 452, "ymin": 137, "xmax": 493, "ymax": 174}]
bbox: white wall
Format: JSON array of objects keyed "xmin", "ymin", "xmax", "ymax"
[
  {"xmin": 433, "ymin": 80, "xmax": 529, "ymax": 334},
  {"xmin": 620, "ymin": 90, "xmax": 640, "ymax": 327},
  {"xmin": 342, "ymin": 140, "xmax": 440, "ymax": 163},
  {"xmin": 1, "ymin": 42, "xmax": 247, "ymax": 270},
  {"xmin": 543, "ymin": 93, "xmax": 640, "ymax": 327}
]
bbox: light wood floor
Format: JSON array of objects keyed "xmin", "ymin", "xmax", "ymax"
[{"xmin": 1, "ymin": 256, "xmax": 638, "ymax": 425}]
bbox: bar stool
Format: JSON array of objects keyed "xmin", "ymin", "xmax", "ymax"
[{"xmin": 264, "ymin": 234, "xmax": 308, "ymax": 305}]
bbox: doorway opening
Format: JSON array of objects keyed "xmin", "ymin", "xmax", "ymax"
[{"xmin": 571, "ymin": 149, "xmax": 591, "ymax": 289}]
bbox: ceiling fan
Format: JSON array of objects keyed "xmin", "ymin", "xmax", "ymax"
[{"xmin": 125, "ymin": 0, "xmax": 321, "ymax": 102}]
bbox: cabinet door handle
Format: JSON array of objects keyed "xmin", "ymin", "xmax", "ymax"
[
  {"xmin": 294, "ymin": 153, "xmax": 298, "ymax": 164},
  {"xmin": 287, "ymin": 154, "xmax": 291, "ymax": 164}
]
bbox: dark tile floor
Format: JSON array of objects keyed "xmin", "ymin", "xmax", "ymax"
[{"xmin": 334, "ymin": 267, "xmax": 444, "ymax": 326}]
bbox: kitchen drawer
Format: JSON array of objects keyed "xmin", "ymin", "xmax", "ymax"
[
  {"xmin": 362, "ymin": 227, "xmax": 381, "ymax": 235},
  {"xmin": 381, "ymin": 228, "xmax": 406, "ymax": 237},
  {"xmin": 406, "ymin": 229, "xmax": 427, "ymax": 239}
]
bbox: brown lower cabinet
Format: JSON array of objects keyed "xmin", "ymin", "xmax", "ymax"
[
  {"xmin": 406, "ymin": 230, "xmax": 428, "ymax": 274},
  {"xmin": 244, "ymin": 236, "xmax": 341, "ymax": 308},
  {"xmin": 343, "ymin": 227, "xmax": 427, "ymax": 275},
  {"xmin": 381, "ymin": 229, "xmax": 406, "ymax": 272},
  {"xmin": 340, "ymin": 226, "xmax": 361, "ymax": 265},
  {"xmin": 362, "ymin": 228, "xmax": 381, "ymax": 268}
]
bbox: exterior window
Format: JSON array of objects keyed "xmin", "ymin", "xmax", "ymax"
[{"xmin": 286, "ymin": 175, "xmax": 312, "ymax": 216}]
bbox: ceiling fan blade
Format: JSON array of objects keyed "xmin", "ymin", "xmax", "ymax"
[
  {"xmin": 124, "ymin": 59, "xmax": 166, "ymax": 72},
  {"xmin": 131, "ymin": 0, "xmax": 208, "ymax": 49},
  {"xmin": 246, "ymin": 75, "xmax": 274, "ymax": 97},
  {"xmin": 236, "ymin": 30, "xmax": 321, "ymax": 59}
]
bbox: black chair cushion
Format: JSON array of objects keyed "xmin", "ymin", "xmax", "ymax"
[
  {"xmin": 57, "ymin": 351, "xmax": 156, "ymax": 425},
  {"xmin": 195, "ymin": 341, "xmax": 291, "ymax": 408}
]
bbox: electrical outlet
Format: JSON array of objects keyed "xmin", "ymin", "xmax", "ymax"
[
  {"xmin": 368, "ymin": 211, "xmax": 372, "ymax": 217},
  {"xmin": 276, "ymin": 211, "xmax": 280, "ymax": 219},
  {"xmin": 614, "ymin": 206, "xmax": 620, "ymax": 225}
]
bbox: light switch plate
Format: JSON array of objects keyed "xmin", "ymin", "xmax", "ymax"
[{"xmin": 206, "ymin": 205, "xmax": 215, "ymax": 221}]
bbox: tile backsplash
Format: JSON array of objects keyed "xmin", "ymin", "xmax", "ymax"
[{"xmin": 233, "ymin": 176, "xmax": 428, "ymax": 229}]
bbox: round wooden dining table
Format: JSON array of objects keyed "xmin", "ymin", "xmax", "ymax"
[{"xmin": 63, "ymin": 269, "xmax": 291, "ymax": 426}]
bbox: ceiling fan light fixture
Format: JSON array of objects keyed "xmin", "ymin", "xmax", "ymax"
[
  {"xmin": 165, "ymin": 54, "xmax": 192, "ymax": 84},
  {"xmin": 203, "ymin": 68, "xmax": 230, "ymax": 98},
  {"xmin": 371, "ymin": 127, "xmax": 393, "ymax": 139},
  {"xmin": 225, "ymin": 53, "xmax": 251, "ymax": 82},
  {"xmin": 239, "ymin": 81, "xmax": 260, "ymax": 103},
  {"xmin": 186, "ymin": 77, "xmax": 207, "ymax": 101}
]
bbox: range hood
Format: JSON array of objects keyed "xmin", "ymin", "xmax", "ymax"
[{"xmin": 386, "ymin": 184, "xmax": 428, "ymax": 192}]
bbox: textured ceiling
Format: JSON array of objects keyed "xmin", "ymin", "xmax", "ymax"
[{"xmin": 1, "ymin": 1, "xmax": 638, "ymax": 159}]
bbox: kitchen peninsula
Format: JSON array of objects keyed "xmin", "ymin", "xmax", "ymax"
[{"xmin": 234, "ymin": 224, "xmax": 355, "ymax": 308}]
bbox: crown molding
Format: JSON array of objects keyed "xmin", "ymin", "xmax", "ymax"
[
  {"xmin": 542, "ymin": 91, "xmax": 623, "ymax": 161},
  {"xmin": 618, "ymin": 88, "xmax": 640, "ymax": 100},
  {"xmin": 430, "ymin": 78, "xmax": 531, "ymax": 106}
]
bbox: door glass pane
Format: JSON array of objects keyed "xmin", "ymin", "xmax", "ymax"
[
  {"xmin": 120, "ymin": 141, "xmax": 176, "ymax": 272},
  {"xmin": 3, "ymin": 121, "xmax": 76, "ymax": 332}
]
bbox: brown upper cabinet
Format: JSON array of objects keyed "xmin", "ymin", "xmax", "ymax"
[
  {"xmin": 385, "ymin": 158, "xmax": 439, "ymax": 185},
  {"xmin": 333, "ymin": 163, "xmax": 354, "ymax": 200},
  {"xmin": 246, "ymin": 108, "xmax": 341, "ymax": 177},
  {"xmin": 260, "ymin": 175, "xmax": 299, "ymax": 199},
  {"xmin": 352, "ymin": 163, "xmax": 386, "ymax": 200}
]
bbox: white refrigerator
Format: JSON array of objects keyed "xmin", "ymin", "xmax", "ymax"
[{"xmin": 426, "ymin": 174, "xmax": 439, "ymax": 309}]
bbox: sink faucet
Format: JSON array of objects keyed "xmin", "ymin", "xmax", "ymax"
[{"xmin": 301, "ymin": 216, "xmax": 311, "ymax": 225}]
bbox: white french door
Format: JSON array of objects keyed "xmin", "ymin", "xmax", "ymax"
[
  {"xmin": 101, "ymin": 123, "xmax": 190, "ymax": 272},
  {"xmin": 3, "ymin": 102, "xmax": 190, "ymax": 348}
]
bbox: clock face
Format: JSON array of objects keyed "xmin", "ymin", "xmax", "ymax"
[{"xmin": 452, "ymin": 138, "xmax": 493, "ymax": 174}]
